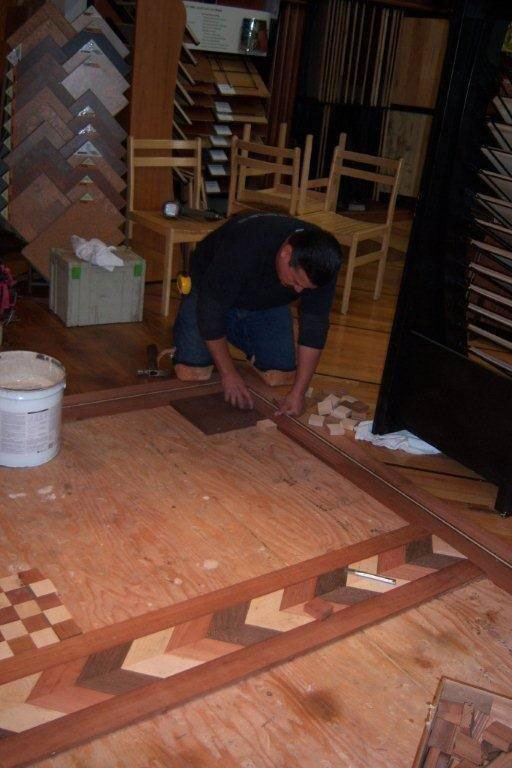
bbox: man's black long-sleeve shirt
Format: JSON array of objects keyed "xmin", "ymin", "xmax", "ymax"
[{"xmin": 191, "ymin": 211, "xmax": 338, "ymax": 350}]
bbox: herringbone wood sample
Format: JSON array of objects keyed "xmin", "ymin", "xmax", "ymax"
[
  {"xmin": 60, "ymin": 135, "xmax": 126, "ymax": 175},
  {"xmin": 62, "ymin": 59, "xmax": 129, "ymax": 116},
  {"xmin": 4, "ymin": 122, "xmax": 66, "ymax": 169},
  {"xmin": 7, "ymin": 0, "xmax": 75, "ymax": 49},
  {"xmin": 69, "ymin": 90, "xmax": 127, "ymax": 142},
  {"xmin": 72, "ymin": 6, "xmax": 130, "ymax": 58},
  {"xmin": 14, "ymin": 71, "xmax": 74, "ymax": 111},
  {"xmin": 22, "ymin": 197, "xmax": 124, "ymax": 277},
  {"xmin": 67, "ymin": 151, "xmax": 126, "ymax": 193},
  {"xmin": 61, "ymin": 30, "xmax": 130, "ymax": 77},
  {"xmin": 14, "ymin": 35, "xmax": 67, "ymax": 77},
  {"xmin": 15, "ymin": 52, "xmax": 69, "ymax": 95},
  {"xmin": 8, "ymin": 19, "xmax": 69, "ymax": 61},
  {"xmin": 8, "ymin": 173, "xmax": 69, "ymax": 241},
  {"xmin": 11, "ymin": 87, "xmax": 73, "ymax": 146}
]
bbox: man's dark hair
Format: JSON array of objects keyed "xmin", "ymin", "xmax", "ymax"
[{"xmin": 288, "ymin": 228, "xmax": 342, "ymax": 287}]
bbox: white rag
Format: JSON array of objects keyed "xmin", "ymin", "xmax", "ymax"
[
  {"xmin": 355, "ymin": 420, "xmax": 440, "ymax": 455},
  {"xmin": 71, "ymin": 236, "xmax": 124, "ymax": 272}
]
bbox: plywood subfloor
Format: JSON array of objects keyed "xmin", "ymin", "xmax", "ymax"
[{"xmin": 1, "ymin": 405, "xmax": 511, "ymax": 767}]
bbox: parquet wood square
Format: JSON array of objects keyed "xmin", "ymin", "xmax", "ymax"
[
  {"xmin": 7, "ymin": 20, "xmax": 69, "ymax": 63},
  {"xmin": 14, "ymin": 71, "xmax": 74, "ymax": 112},
  {"xmin": 0, "ymin": 569, "xmax": 80, "ymax": 661},
  {"xmin": 60, "ymin": 135, "xmax": 126, "ymax": 175},
  {"xmin": 61, "ymin": 59, "xmax": 129, "ymax": 117},
  {"xmin": 7, "ymin": 1, "xmax": 74, "ymax": 49},
  {"xmin": 9, "ymin": 173, "xmax": 70, "ymax": 241},
  {"xmin": 0, "ymin": 527, "xmax": 478, "ymax": 768},
  {"xmin": 13, "ymin": 36, "xmax": 67, "ymax": 77},
  {"xmin": 4, "ymin": 122, "xmax": 66, "ymax": 170},
  {"xmin": 171, "ymin": 392, "xmax": 262, "ymax": 434}
]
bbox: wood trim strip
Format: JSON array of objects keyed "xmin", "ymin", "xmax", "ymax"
[
  {"xmin": 0, "ymin": 560, "xmax": 480, "ymax": 768},
  {"xmin": 0, "ymin": 524, "xmax": 424, "ymax": 685},
  {"xmin": 62, "ymin": 379, "xmax": 222, "ymax": 422},
  {"xmin": 249, "ymin": 391, "xmax": 512, "ymax": 592}
]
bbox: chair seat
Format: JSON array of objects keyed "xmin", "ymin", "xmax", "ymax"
[
  {"xmin": 130, "ymin": 209, "xmax": 222, "ymax": 241},
  {"xmin": 299, "ymin": 211, "xmax": 387, "ymax": 243}
]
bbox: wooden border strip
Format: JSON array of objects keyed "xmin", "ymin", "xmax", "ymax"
[
  {"xmin": 0, "ymin": 524, "xmax": 424, "ymax": 685},
  {"xmin": 0, "ymin": 560, "xmax": 480, "ymax": 768},
  {"xmin": 250, "ymin": 391, "xmax": 512, "ymax": 593}
]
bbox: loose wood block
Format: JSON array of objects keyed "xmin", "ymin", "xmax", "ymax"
[
  {"xmin": 317, "ymin": 399, "xmax": 333, "ymax": 416},
  {"xmin": 428, "ymin": 718, "xmax": 457, "ymax": 752},
  {"xmin": 308, "ymin": 414, "xmax": 325, "ymax": 427},
  {"xmin": 349, "ymin": 400, "xmax": 370, "ymax": 415},
  {"xmin": 256, "ymin": 419, "xmax": 276, "ymax": 432},
  {"xmin": 482, "ymin": 721, "xmax": 512, "ymax": 752},
  {"xmin": 452, "ymin": 731, "xmax": 483, "ymax": 763},
  {"xmin": 340, "ymin": 395, "xmax": 357, "ymax": 404},
  {"xmin": 332, "ymin": 405, "xmax": 351, "ymax": 419},
  {"xmin": 342, "ymin": 418, "xmax": 359, "ymax": 431},
  {"xmin": 324, "ymin": 393, "xmax": 342, "ymax": 408},
  {"xmin": 326, "ymin": 423, "xmax": 345, "ymax": 436}
]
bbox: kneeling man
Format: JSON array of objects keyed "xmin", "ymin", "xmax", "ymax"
[{"xmin": 173, "ymin": 211, "xmax": 342, "ymax": 416}]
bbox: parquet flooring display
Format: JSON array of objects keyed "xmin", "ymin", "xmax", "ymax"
[
  {"xmin": 0, "ymin": 395, "xmax": 510, "ymax": 767},
  {"xmin": 3, "ymin": 0, "xmax": 128, "ymax": 273},
  {"xmin": 0, "ymin": 569, "xmax": 81, "ymax": 660}
]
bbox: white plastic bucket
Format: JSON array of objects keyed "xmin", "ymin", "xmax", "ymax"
[{"xmin": 0, "ymin": 351, "xmax": 66, "ymax": 468}]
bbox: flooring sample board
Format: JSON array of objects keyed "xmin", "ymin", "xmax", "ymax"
[
  {"xmin": 72, "ymin": 6, "xmax": 130, "ymax": 58},
  {"xmin": 488, "ymin": 120, "xmax": 512, "ymax": 153},
  {"xmin": 7, "ymin": 0, "xmax": 75, "ymax": 49},
  {"xmin": 14, "ymin": 35, "xmax": 67, "ymax": 76},
  {"xmin": 22, "ymin": 197, "xmax": 124, "ymax": 278},
  {"xmin": 7, "ymin": 139, "xmax": 78, "ymax": 196},
  {"xmin": 61, "ymin": 31, "xmax": 130, "ymax": 77},
  {"xmin": 61, "ymin": 59, "xmax": 129, "ymax": 116},
  {"xmin": 61, "ymin": 138, "xmax": 126, "ymax": 177},
  {"xmin": 0, "ymin": 567, "xmax": 81, "ymax": 660},
  {"xmin": 14, "ymin": 71, "xmax": 75, "ymax": 111},
  {"xmin": 7, "ymin": 19, "xmax": 69, "ymax": 64},
  {"xmin": 69, "ymin": 90, "xmax": 127, "ymax": 142},
  {"xmin": 482, "ymin": 145, "xmax": 512, "ymax": 177},
  {"xmin": 381, "ymin": 110, "xmax": 432, "ymax": 197},
  {"xmin": 8, "ymin": 173, "xmax": 70, "ymax": 241},
  {"xmin": 67, "ymin": 151, "xmax": 126, "ymax": 193},
  {"xmin": 391, "ymin": 18, "xmax": 448, "ymax": 109},
  {"xmin": 11, "ymin": 87, "xmax": 73, "ymax": 146},
  {"xmin": 475, "ymin": 193, "xmax": 512, "ymax": 228},
  {"xmin": 4, "ymin": 122, "xmax": 66, "ymax": 170},
  {"xmin": 15, "ymin": 52, "xmax": 70, "ymax": 94},
  {"xmin": 171, "ymin": 392, "xmax": 261, "ymax": 434},
  {"xmin": 494, "ymin": 95, "xmax": 512, "ymax": 125}
]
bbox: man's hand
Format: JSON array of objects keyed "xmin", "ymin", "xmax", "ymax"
[
  {"xmin": 275, "ymin": 388, "xmax": 305, "ymax": 417},
  {"xmin": 222, "ymin": 372, "xmax": 254, "ymax": 410}
]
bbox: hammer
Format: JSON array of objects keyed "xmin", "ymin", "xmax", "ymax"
[{"xmin": 137, "ymin": 344, "xmax": 173, "ymax": 378}]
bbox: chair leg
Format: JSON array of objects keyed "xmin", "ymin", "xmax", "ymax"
[
  {"xmin": 341, "ymin": 238, "xmax": 358, "ymax": 315},
  {"xmin": 374, "ymin": 231, "xmax": 390, "ymax": 301},
  {"xmin": 161, "ymin": 231, "xmax": 175, "ymax": 316}
]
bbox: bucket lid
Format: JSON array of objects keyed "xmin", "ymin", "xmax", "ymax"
[{"xmin": 0, "ymin": 350, "xmax": 66, "ymax": 392}]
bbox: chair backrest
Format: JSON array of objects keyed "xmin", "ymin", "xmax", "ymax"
[
  {"xmin": 127, "ymin": 137, "xmax": 202, "ymax": 211},
  {"xmin": 325, "ymin": 145, "xmax": 403, "ymax": 224},
  {"xmin": 228, "ymin": 133, "xmax": 301, "ymax": 216},
  {"xmin": 297, "ymin": 132, "xmax": 346, "ymax": 215}
]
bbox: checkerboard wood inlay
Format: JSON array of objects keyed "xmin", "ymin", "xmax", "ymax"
[
  {"xmin": 0, "ymin": 570, "xmax": 81, "ymax": 660},
  {"xmin": 0, "ymin": 526, "xmax": 481, "ymax": 768}
]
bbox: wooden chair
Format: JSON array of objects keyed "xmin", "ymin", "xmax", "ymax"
[
  {"xmin": 127, "ymin": 137, "xmax": 222, "ymax": 315},
  {"xmin": 227, "ymin": 130, "xmax": 302, "ymax": 216},
  {"xmin": 299, "ymin": 144, "xmax": 403, "ymax": 314}
]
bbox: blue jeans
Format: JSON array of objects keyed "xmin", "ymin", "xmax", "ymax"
[{"xmin": 173, "ymin": 291, "xmax": 296, "ymax": 372}]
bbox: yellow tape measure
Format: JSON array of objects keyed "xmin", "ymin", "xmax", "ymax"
[{"xmin": 177, "ymin": 273, "xmax": 192, "ymax": 295}]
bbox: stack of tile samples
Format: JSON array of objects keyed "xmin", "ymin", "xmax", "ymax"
[
  {"xmin": 469, "ymin": 56, "xmax": 512, "ymax": 378},
  {"xmin": 1, "ymin": 1, "xmax": 129, "ymax": 279}
]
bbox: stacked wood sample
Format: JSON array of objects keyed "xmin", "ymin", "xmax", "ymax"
[
  {"xmin": 174, "ymin": 44, "xmax": 269, "ymax": 197},
  {"xmin": 304, "ymin": 386, "xmax": 370, "ymax": 437},
  {"xmin": 414, "ymin": 678, "xmax": 512, "ymax": 768},
  {"xmin": 468, "ymin": 59, "xmax": 512, "ymax": 377},
  {"xmin": 1, "ymin": 1, "xmax": 128, "ymax": 279}
]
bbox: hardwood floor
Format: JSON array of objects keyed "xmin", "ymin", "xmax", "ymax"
[{"xmin": 2, "ymin": 212, "xmax": 512, "ymax": 545}]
